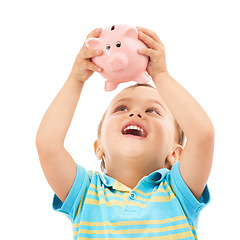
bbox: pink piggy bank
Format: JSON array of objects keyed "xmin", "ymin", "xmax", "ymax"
[{"xmin": 85, "ymin": 24, "xmax": 150, "ymax": 91}]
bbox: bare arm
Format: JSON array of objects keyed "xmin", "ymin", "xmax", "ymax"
[
  {"xmin": 36, "ymin": 28, "xmax": 103, "ymax": 202},
  {"xmin": 137, "ymin": 27, "xmax": 214, "ymax": 200},
  {"xmin": 153, "ymin": 72, "xmax": 214, "ymax": 200}
]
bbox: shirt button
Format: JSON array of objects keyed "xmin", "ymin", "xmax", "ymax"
[{"xmin": 130, "ymin": 191, "xmax": 137, "ymax": 200}]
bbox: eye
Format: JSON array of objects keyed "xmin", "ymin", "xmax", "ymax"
[
  {"xmin": 106, "ymin": 44, "xmax": 111, "ymax": 50},
  {"xmin": 146, "ymin": 107, "xmax": 161, "ymax": 115},
  {"xmin": 116, "ymin": 41, "xmax": 121, "ymax": 48},
  {"xmin": 114, "ymin": 104, "xmax": 128, "ymax": 112}
]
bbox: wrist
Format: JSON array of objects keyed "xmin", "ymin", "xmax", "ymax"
[
  {"xmin": 67, "ymin": 75, "xmax": 85, "ymax": 91},
  {"xmin": 68, "ymin": 74, "xmax": 86, "ymax": 85},
  {"xmin": 152, "ymin": 71, "xmax": 171, "ymax": 82}
]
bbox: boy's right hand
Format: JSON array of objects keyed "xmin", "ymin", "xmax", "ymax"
[{"xmin": 69, "ymin": 28, "xmax": 103, "ymax": 82}]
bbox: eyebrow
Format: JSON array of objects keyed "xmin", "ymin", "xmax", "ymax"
[
  {"xmin": 113, "ymin": 98, "xmax": 166, "ymax": 112},
  {"xmin": 149, "ymin": 99, "xmax": 166, "ymax": 111}
]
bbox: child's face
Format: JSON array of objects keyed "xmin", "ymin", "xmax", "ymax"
[{"xmin": 96, "ymin": 86, "xmax": 178, "ymax": 173}]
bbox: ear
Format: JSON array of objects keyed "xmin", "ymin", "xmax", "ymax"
[
  {"xmin": 124, "ymin": 27, "xmax": 138, "ymax": 39},
  {"xmin": 85, "ymin": 37, "xmax": 101, "ymax": 49},
  {"xmin": 94, "ymin": 139, "xmax": 104, "ymax": 160},
  {"xmin": 165, "ymin": 145, "xmax": 183, "ymax": 169}
]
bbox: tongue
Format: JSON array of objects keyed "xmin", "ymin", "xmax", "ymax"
[{"xmin": 124, "ymin": 129, "xmax": 143, "ymax": 137}]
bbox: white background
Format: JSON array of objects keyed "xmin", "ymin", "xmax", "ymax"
[{"xmin": 1, "ymin": 0, "xmax": 239, "ymax": 239}]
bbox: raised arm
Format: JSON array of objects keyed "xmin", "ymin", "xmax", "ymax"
[
  {"xmin": 137, "ymin": 27, "xmax": 214, "ymax": 200},
  {"xmin": 36, "ymin": 28, "xmax": 103, "ymax": 202}
]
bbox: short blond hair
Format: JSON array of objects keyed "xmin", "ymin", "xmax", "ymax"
[{"xmin": 97, "ymin": 83, "xmax": 185, "ymax": 172}]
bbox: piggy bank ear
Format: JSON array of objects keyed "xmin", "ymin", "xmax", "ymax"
[
  {"xmin": 124, "ymin": 27, "xmax": 138, "ymax": 39},
  {"xmin": 85, "ymin": 37, "xmax": 101, "ymax": 49}
]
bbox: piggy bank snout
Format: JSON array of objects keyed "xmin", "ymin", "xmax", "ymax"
[{"xmin": 107, "ymin": 53, "xmax": 128, "ymax": 72}]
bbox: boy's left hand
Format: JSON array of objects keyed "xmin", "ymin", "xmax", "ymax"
[{"xmin": 137, "ymin": 27, "xmax": 168, "ymax": 79}]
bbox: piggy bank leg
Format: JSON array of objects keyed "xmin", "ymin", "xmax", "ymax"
[
  {"xmin": 105, "ymin": 80, "xmax": 119, "ymax": 91},
  {"xmin": 135, "ymin": 72, "xmax": 150, "ymax": 84}
]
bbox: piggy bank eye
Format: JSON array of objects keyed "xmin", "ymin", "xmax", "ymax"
[
  {"xmin": 116, "ymin": 41, "xmax": 121, "ymax": 48},
  {"xmin": 111, "ymin": 25, "xmax": 115, "ymax": 31},
  {"xmin": 106, "ymin": 44, "xmax": 111, "ymax": 50}
]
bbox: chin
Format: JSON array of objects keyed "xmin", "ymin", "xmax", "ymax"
[{"xmin": 122, "ymin": 144, "xmax": 148, "ymax": 159}]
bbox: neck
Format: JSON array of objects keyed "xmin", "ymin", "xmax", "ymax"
[{"xmin": 105, "ymin": 156, "xmax": 164, "ymax": 189}]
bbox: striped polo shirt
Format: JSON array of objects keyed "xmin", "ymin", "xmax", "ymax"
[{"xmin": 53, "ymin": 161, "xmax": 210, "ymax": 239}]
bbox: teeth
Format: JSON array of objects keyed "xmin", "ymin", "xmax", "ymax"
[{"xmin": 123, "ymin": 125, "xmax": 146, "ymax": 136}]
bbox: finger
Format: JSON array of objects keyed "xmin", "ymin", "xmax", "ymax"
[
  {"xmin": 81, "ymin": 48, "xmax": 103, "ymax": 59},
  {"xmin": 137, "ymin": 27, "xmax": 164, "ymax": 47},
  {"xmin": 138, "ymin": 31, "xmax": 159, "ymax": 50},
  {"xmin": 138, "ymin": 48, "xmax": 160, "ymax": 62},
  {"xmin": 86, "ymin": 27, "xmax": 102, "ymax": 39},
  {"xmin": 83, "ymin": 60, "xmax": 103, "ymax": 73}
]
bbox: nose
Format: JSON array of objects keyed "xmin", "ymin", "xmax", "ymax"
[
  {"xmin": 107, "ymin": 53, "xmax": 128, "ymax": 72},
  {"xmin": 129, "ymin": 112, "xmax": 142, "ymax": 119}
]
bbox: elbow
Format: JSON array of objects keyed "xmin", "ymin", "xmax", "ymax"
[
  {"xmin": 35, "ymin": 130, "xmax": 43, "ymax": 152},
  {"xmin": 35, "ymin": 129, "xmax": 47, "ymax": 152},
  {"xmin": 197, "ymin": 122, "xmax": 215, "ymax": 146},
  {"xmin": 35, "ymin": 131, "xmax": 63, "ymax": 156},
  {"xmin": 36, "ymin": 134, "xmax": 46, "ymax": 154},
  {"xmin": 204, "ymin": 122, "xmax": 215, "ymax": 140},
  {"xmin": 188, "ymin": 121, "xmax": 215, "ymax": 145},
  {"xmin": 36, "ymin": 133, "xmax": 48, "ymax": 157}
]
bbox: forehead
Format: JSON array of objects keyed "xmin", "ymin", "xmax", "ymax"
[{"xmin": 108, "ymin": 86, "xmax": 167, "ymax": 109}]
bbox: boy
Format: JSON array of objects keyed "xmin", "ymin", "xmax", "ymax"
[{"xmin": 36, "ymin": 27, "xmax": 214, "ymax": 239}]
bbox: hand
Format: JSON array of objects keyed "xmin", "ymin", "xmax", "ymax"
[
  {"xmin": 137, "ymin": 27, "xmax": 168, "ymax": 79},
  {"xmin": 69, "ymin": 28, "xmax": 103, "ymax": 82}
]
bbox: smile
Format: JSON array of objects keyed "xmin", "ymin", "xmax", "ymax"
[{"xmin": 121, "ymin": 122, "xmax": 148, "ymax": 138}]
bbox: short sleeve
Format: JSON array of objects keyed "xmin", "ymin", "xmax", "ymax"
[
  {"xmin": 52, "ymin": 164, "xmax": 90, "ymax": 222},
  {"xmin": 168, "ymin": 161, "xmax": 210, "ymax": 221}
]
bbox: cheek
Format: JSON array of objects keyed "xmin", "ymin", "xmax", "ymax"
[
  {"xmin": 100, "ymin": 121, "xmax": 109, "ymax": 148},
  {"xmin": 152, "ymin": 120, "xmax": 174, "ymax": 145},
  {"xmin": 101, "ymin": 118, "xmax": 120, "ymax": 148}
]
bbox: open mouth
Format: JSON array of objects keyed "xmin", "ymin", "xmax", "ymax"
[{"xmin": 121, "ymin": 123, "xmax": 147, "ymax": 138}]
